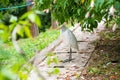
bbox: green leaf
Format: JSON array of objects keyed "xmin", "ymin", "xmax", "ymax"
[
  {"xmin": 46, "ymin": 56, "xmax": 51, "ymax": 65},
  {"xmin": 117, "ymin": 18, "xmax": 120, "ymax": 28},
  {"xmin": 34, "ymin": 15, "xmax": 41, "ymax": 27},
  {"xmin": 34, "ymin": 10, "xmax": 45, "ymax": 15},
  {"xmin": 18, "ymin": 70, "xmax": 28, "ymax": 80},
  {"xmin": 47, "ymin": 68, "xmax": 60, "ymax": 75},
  {"xmin": 24, "ymin": 26, "xmax": 32, "ymax": 38},
  {"xmin": 88, "ymin": 67, "xmax": 100, "ymax": 74},
  {"xmin": 16, "ymin": 25, "xmax": 24, "ymax": 37},
  {"xmin": 1, "ymin": 32, "xmax": 10, "ymax": 42},
  {"xmin": 28, "ymin": 13, "xmax": 41, "ymax": 27},
  {"xmin": 52, "ymin": 56, "xmax": 58, "ymax": 64},
  {"xmin": 114, "ymin": 1, "xmax": 120, "ymax": 11},
  {"xmin": 9, "ymin": 23, "xmax": 16, "ymax": 32},
  {"xmin": 46, "ymin": 53, "xmax": 55, "ymax": 57},
  {"xmin": 94, "ymin": 0, "xmax": 105, "ymax": 10},
  {"xmin": 18, "ymin": 20, "xmax": 30, "ymax": 27},
  {"xmin": 20, "ymin": 12, "xmax": 31, "ymax": 20},
  {"xmin": 28, "ymin": 13, "xmax": 36, "ymax": 23},
  {"xmin": 0, "ymin": 69, "xmax": 17, "ymax": 80},
  {"xmin": 9, "ymin": 15, "xmax": 17, "ymax": 23},
  {"xmin": 0, "ymin": 23, "xmax": 8, "ymax": 31},
  {"xmin": 53, "ymin": 68, "xmax": 60, "ymax": 74}
]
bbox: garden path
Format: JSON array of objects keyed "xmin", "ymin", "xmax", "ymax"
[{"xmin": 29, "ymin": 21, "xmax": 106, "ymax": 80}]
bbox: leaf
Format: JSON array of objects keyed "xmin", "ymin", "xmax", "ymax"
[
  {"xmin": 1, "ymin": 32, "xmax": 10, "ymax": 42},
  {"xmin": 16, "ymin": 25, "xmax": 24, "ymax": 37},
  {"xmin": 94, "ymin": 0, "xmax": 105, "ymax": 9},
  {"xmin": 20, "ymin": 11, "xmax": 32, "ymax": 20},
  {"xmin": 19, "ymin": 20, "xmax": 30, "ymax": 27},
  {"xmin": 46, "ymin": 56, "xmax": 51, "ymax": 65},
  {"xmin": 28, "ymin": 13, "xmax": 41, "ymax": 27},
  {"xmin": 88, "ymin": 67, "xmax": 100, "ymax": 74},
  {"xmin": 34, "ymin": 15, "xmax": 41, "ymax": 27},
  {"xmin": 114, "ymin": 1, "xmax": 120, "ymax": 11},
  {"xmin": 53, "ymin": 68, "xmax": 60, "ymax": 74},
  {"xmin": 81, "ymin": 0, "xmax": 85, "ymax": 4},
  {"xmin": 110, "ymin": 76, "xmax": 117, "ymax": 79},
  {"xmin": 0, "ymin": 69, "xmax": 17, "ymax": 80},
  {"xmin": 0, "ymin": 23, "xmax": 8, "ymax": 31},
  {"xmin": 35, "ymin": 10, "xmax": 45, "ymax": 15},
  {"xmin": 9, "ymin": 15, "xmax": 18, "ymax": 23},
  {"xmin": 0, "ymin": 46, "xmax": 10, "ymax": 60},
  {"xmin": 28, "ymin": 13, "xmax": 36, "ymax": 23},
  {"xmin": 18, "ymin": 70, "xmax": 28, "ymax": 80},
  {"xmin": 9, "ymin": 23, "xmax": 16, "ymax": 32},
  {"xmin": 117, "ymin": 18, "xmax": 120, "ymax": 28},
  {"xmin": 53, "ymin": 56, "xmax": 59, "ymax": 64},
  {"xmin": 24, "ymin": 26, "xmax": 32, "ymax": 38}
]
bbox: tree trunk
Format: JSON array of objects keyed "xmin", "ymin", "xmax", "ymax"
[
  {"xmin": 50, "ymin": 20, "xmax": 58, "ymax": 29},
  {"xmin": 26, "ymin": 0, "xmax": 39, "ymax": 37},
  {"xmin": 50, "ymin": 12, "xmax": 58, "ymax": 29}
]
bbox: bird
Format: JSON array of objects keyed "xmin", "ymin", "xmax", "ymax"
[{"xmin": 60, "ymin": 24, "xmax": 79, "ymax": 62}]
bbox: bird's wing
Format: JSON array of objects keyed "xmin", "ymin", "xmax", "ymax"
[{"xmin": 66, "ymin": 30, "xmax": 79, "ymax": 51}]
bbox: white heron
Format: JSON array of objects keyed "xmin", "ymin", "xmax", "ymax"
[{"xmin": 60, "ymin": 24, "xmax": 79, "ymax": 62}]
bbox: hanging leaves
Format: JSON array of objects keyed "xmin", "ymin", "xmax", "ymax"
[
  {"xmin": 117, "ymin": 18, "xmax": 120, "ymax": 28},
  {"xmin": 0, "ymin": 11, "xmax": 41, "ymax": 42}
]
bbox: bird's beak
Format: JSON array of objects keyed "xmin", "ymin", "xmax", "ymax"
[
  {"xmin": 57, "ymin": 23, "xmax": 65, "ymax": 30},
  {"xmin": 56, "ymin": 25, "xmax": 62, "ymax": 30},
  {"xmin": 57, "ymin": 27, "xmax": 60, "ymax": 30}
]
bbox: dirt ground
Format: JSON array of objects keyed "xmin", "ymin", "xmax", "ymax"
[{"xmin": 81, "ymin": 29, "xmax": 120, "ymax": 80}]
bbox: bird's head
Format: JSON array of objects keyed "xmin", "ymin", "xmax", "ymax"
[
  {"xmin": 59, "ymin": 24, "xmax": 67, "ymax": 33},
  {"xmin": 60, "ymin": 24, "xmax": 66, "ymax": 29},
  {"xmin": 57, "ymin": 23, "xmax": 67, "ymax": 34}
]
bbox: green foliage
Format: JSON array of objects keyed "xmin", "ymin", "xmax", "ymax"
[
  {"xmin": 37, "ymin": 30, "xmax": 59, "ymax": 49},
  {"xmin": 35, "ymin": 0, "xmax": 120, "ymax": 31},
  {"xmin": 0, "ymin": 0, "xmax": 26, "ymax": 17},
  {"xmin": 38, "ymin": 12, "xmax": 51, "ymax": 32},
  {"xmin": 46, "ymin": 53, "xmax": 60, "ymax": 75},
  {"xmin": 88, "ymin": 67, "xmax": 101, "ymax": 75},
  {"xmin": 0, "ymin": 1, "xmax": 59, "ymax": 79},
  {"xmin": 117, "ymin": 18, "xmax": 120, "ymax": 28},
  {"xmin": 21, "ymin": 11, "xmax": 41, "ymax": 27},
  {"xmin": 0, "ymin": 69, "xmax": 17, "ymax": 80},
  {"xmin": 46, "ymin": 53, "xmax": 59, "ymax": 65},
  {"xmin": 0, "ymin": 46, "xmax": 11, "ymax": 68},
  {"xmin": 114, "ymin": 1, "xmax": 120, "ymax": 12},
  {"xmin": 0, "ymin": 11, "xmax": 41, "ymax": 42},
  {"xmin": 35, "ymin": 0, "xmax": 53, "ymax": 10},
  {"xmin": 47, "ymin": 68, "xmax": 60, "ymax": 75},
  {"xmin": 0, "ymin": 42, "xmax": 29, "ymax": 80},
  {"xmin": 2, "ymin": 30, "xmax": 59, "ymax": 59},
  {"xmin": 0, "ymin": 29, "xmax": 59, "ymax": 79}
]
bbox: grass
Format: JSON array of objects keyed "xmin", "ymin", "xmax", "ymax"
[
  {"xmin": 2, "ymin": 29, "xmax": 59, "ymax": 57},
  {"xmin": 0, "ymin": 29, "xmax": 59, "ymax": 80},
  {"xmin": 0, "ymin": 29, "xmax": 59, "ymax": 68}
]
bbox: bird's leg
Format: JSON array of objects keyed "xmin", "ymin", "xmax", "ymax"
[
  {"xmin": 62, "ymin": 47, "xmax": 74, "ymax": 63},
  {"xmin": 69, "ymin": 47, "xmax": 72, "ymax": 62}
]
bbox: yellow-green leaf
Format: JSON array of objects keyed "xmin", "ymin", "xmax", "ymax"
[
  {"xmin": 10, "ymin": 15, "xmax": 17, "ymax": 23},
  {"xmin": 24, "ymin": 26, "xmax": 32, "ymax": 38},
  {"xmin": 0, "ymin": 23, "xmax": 8, "ymax": 31},
  {"xmin": 81, "ymin": 0, "xmax": 85, "ymax": 4},
  {"xmin": 16, "ymin": 25, "xmax": 24, "ymax": 37},
  {"xmin": 46, "ymin": 56, "xmax": 51, "ymax": 65},
  {"xmin": 9, "ymin": 23, "xmax": 17, "ymax": 32},
  {"xmin": 20, "ymin": 11, "xmax": 32, "ymax": 20},
  {"xmin": 53, "ymin": 68, "xmax": 60, "ymax": 74},
  {"xmin": 28, "ymin": 13, "xmax": 41, "ymax": 27}
]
